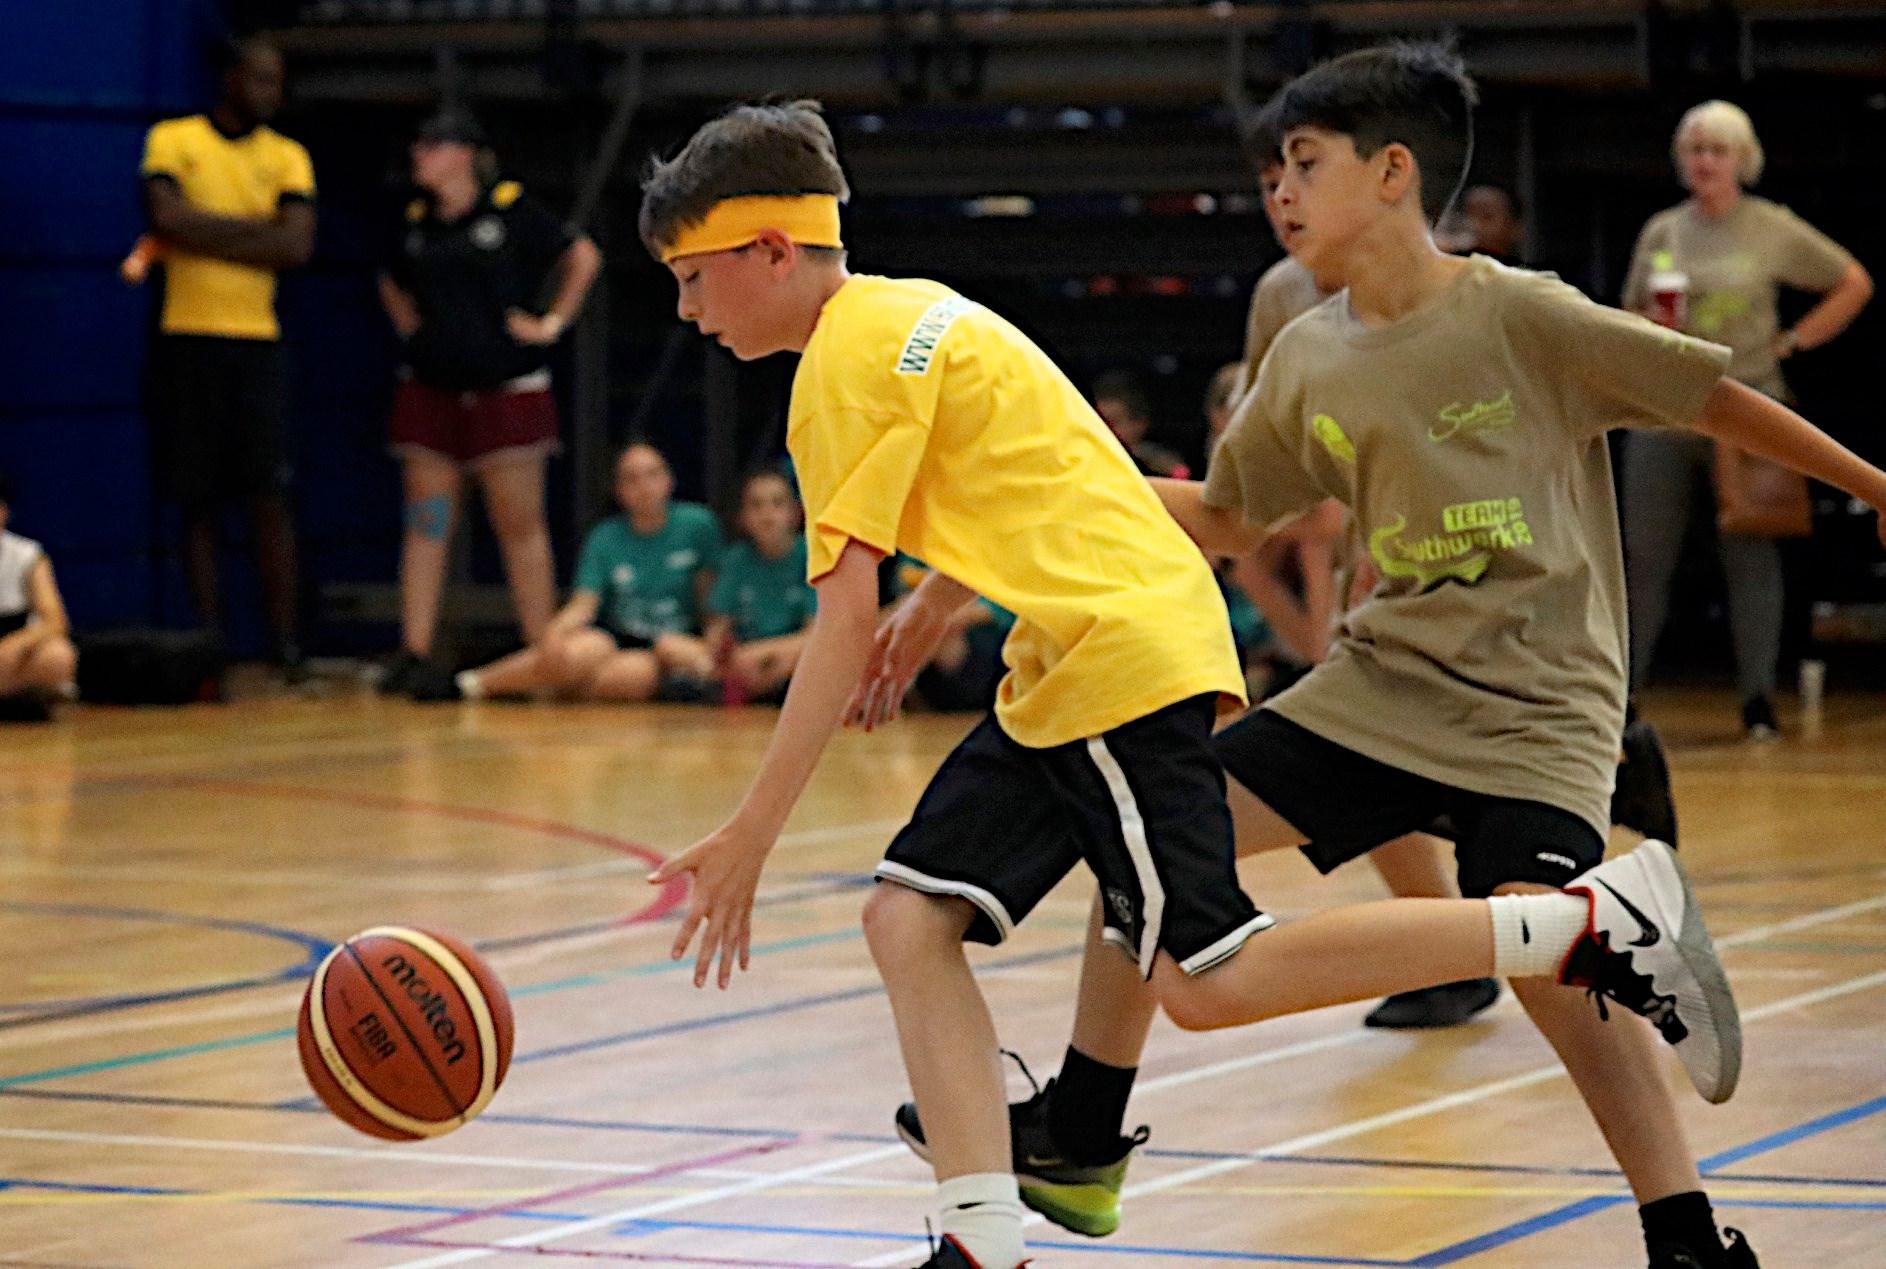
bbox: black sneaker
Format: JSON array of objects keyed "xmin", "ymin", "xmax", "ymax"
[
  {"xmin": 914, "ymin": 1233, "xmax": 1026, "ymax": 1268},
  {"xmin": 1741, "ymin": 695, "xmax": 1779, "ymax": 743},
  {"xmin": 1650, "ymin": 1227, "xmax": 1760, "ymax": 1268},
  {"xmin": 378, "ymin": 650, "xmax": 427, "ymax": 697},
  {"xmin": 1561, "ymin": 841, "xmax": 1741, "ymax": 1103},
  {"xmin": 1612, "ymin": 717, "xmax": 1679, "ymax": 846},
  {"xmin": 1363, "ymin": 978, "xmax": 1500, "ymax": 1029},
  {"xmin": 276, "ymin": 640, "xmax": 311, "ymax": 687},
  {"xmin": 404, "ymin": 658, "xmax": 462, "ymax": 702},
  {"xmin": 894, "ymin": 1055, "xmax": 1146, "ymax": 1238},
  {"xmin": 656, "ymin": 673, "xmax": 715, "ymax": 704}
]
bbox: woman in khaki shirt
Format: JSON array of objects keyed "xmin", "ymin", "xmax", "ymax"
[{"xmin": 1622, "ymin": 100, "xmax": 1872, "ymax": 739}]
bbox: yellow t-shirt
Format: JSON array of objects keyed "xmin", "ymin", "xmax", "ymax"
[
  {"xmin": 141, "ymin": 115, "xmax": 315, "ymax": 340},
  {"xmin": 790, "ymin": 275, "xmax": 1245, "ymax": 748}
]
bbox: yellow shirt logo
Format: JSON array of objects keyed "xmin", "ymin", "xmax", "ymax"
[
  {"xmin": 1312, "ymin": 413, "xmax": 1357, "ymax": 465},
  {"xmin": 1429, "ymin": 390, "xmax": 1517, "ymax": 443},
  {"xmin": 1368, "ymin": 498, "xmax": 1534, "ymax": 589}
]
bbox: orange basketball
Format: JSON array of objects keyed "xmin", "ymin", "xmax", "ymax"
[{"xmin": 296, "ymin": 926, "xmax": 513, "ymax": 1140}]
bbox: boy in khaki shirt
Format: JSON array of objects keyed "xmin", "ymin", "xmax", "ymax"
[
  {"xmin": 643, "ymin": 97, "xmax": 1746, "ymax": 1269},
  {"xmin": 896, "ymin": 44, "xmax": 1886, "ymax": 1269}
]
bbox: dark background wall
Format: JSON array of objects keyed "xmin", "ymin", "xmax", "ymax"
[{"xmin": 3, "ymin": 2, "xmax": 1883, "ymax": 671}]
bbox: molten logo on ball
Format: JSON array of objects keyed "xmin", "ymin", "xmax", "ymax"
[{"xmin": 382, "ymin": 951, "xmax": 469, "ymax": 1065}]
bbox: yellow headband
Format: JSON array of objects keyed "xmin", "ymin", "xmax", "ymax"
[{"xmin": 660, "ymin": 194, "xmax": 843, "ymax": 264}]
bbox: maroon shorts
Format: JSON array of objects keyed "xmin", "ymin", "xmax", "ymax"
[{"xmin": 389, "ymin": 372, "xmax": 559, "ymax": 467}]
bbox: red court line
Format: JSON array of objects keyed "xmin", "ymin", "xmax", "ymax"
[
  {"xmin": 368, "ymin": 1137, "xmax": 800, "ymax": 1243},
  {"xmin": 372, "ymin": 1236, "xmax": 855, "ymax": 1267},
  {"xmin": 133, "ymin": 773, "xmax": 689, "ymax": 927}
]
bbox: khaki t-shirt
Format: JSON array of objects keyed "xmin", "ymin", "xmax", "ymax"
[
  {"xmin": 1233, "ymin": 257, "xmax": 1330, "ymax": 400},
  {"xmin": 1622, "ymin": 195, "xmax": 1853, "ymax": 399},
  {"xmin": 1206, "ymin": 256, "xmax": 1731, "ymax": 835}
]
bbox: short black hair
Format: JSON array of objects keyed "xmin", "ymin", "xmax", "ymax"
[
  {"xmin": 740, "ymin": 466, "xmax": 795, "ymax": 499},
  {"xmin": 1273, "ymin": 41, "xmax": 1478, "ymax": 224},
  {"xmin": 217, "ymin": 35, "xmax": 280, "ymax": 75},
  {"xmin": 1091, "ymin": 370, "xmax": 1151, "ymax": 422},
  {"xmin": 0, "ymin": 469, "xmax": 12, "ymax": 508}
]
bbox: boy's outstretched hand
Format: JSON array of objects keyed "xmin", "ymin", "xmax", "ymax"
[{"xmin": 648, "ymin": 821, "xmax": 771, "ymax": 989}]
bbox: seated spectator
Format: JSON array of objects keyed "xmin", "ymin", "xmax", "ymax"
[
  {"xmin": 453, "ymin": 442, "xmax": 719, "ymax": 702},
  {"xmin": 1091, "ymin": 370, "xmax": 1189, "ymax": 477},
  {"xmin": 0, "ymin": 472, "xmax": 78, "ymax": 722},
  {"xmin": 706, "ymin": 470, "xmax": 817, "ymax": 703},
  {"xmin": 890, "ymin": 554, "xmax": 1016, "ymax": 713}
]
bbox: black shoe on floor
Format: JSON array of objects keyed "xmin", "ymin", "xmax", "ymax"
[
  {"xmin": 895, "ymin": 1052, "xmax": 1145, "ymax": 1238},
  {"xmin": 1650, "ymin": 1227, "xmax": 1760, "ymax": 1268},
  {"xmin": 1741, "ymin": 695, "xmax": 1779, "ymax": 743},
  {"xmin": 1612, "ymin": 717, "xmax": 1679, "ymax": 846},
  {"xmin": 0, "ymin": 692, "xmax": 53, "ymax": 724},
  {"xmin": 656, "ymin": 673, "xmax": 715, "ymax": 704},
  {"xmin": 914, "ymin": 1233, "xmax": 1021, "ymax": 1268},
  {"xmin": 404, "ymin": 659, "xmax": 462, "ymax": 702},
  {"xmin": 276, "ymin": 641, "xmax": 311, "ymax": 686},
  {"xmin": 1363, "ymin": 978, "xmax": 1501, "ymax": 1029},
  {"xmin": 378, "ymin": 650, "xmax": 428, "ymax": 697}
]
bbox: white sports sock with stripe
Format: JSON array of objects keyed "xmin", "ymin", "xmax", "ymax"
[
  {"xmin": 1487, "ymin": 892, "xmax": 1590, "ymax": 979},
  {"xmin": 937, "ymin": 1172, "xmax": 1026, "ymax": 1268}
]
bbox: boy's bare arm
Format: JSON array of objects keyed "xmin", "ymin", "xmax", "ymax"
[
  {"xmin": 846, "ymin": 567, "xmax": 986, "ymax": 731},
  {"xmin": 649, "ymin": 539, "xmax": 883, "ymax": 987},
  {"xmin": 1150, "ymin": 477, "xmax": 1267, "ymax": 556},
  {"xmin": 1687, "ymin": 379, "xmax": 1886, "ymax": 544}
]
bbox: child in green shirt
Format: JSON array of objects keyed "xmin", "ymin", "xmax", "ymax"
[{"xmin": 706, "ymin": 469, "xmax": 817, "ymax": 701}]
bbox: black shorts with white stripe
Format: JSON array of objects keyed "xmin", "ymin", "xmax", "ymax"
[
  {"xmin": 1212, "ymin": 708, "xmax": 1604, "ymax": 899},
  {"xmin": 877, "ymin": 694, "xmax": 1273, "ymax": 977}
]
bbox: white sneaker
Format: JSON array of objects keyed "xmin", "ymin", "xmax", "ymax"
[{"xmin": 1559, "ymin": 840, "xmax": 1742, "ymax": 1104}]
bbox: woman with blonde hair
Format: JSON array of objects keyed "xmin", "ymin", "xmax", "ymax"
[{"xmin": 1622, "ymin": 99, "xmax": 1872, "ymax": 738}]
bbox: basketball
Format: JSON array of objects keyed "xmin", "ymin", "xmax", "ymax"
[{"xmin": 296, "ymin": 926, "xmax": 513, "ymax": 1140}]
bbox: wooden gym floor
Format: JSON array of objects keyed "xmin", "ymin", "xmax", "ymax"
[{"xmin": 0, "ymin": 685, "xmax": 1881, "ymax": 1267}]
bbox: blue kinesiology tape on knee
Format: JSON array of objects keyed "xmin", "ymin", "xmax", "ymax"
[{"xmin": 406, "ymin": 494, "xmax": 451, "ymax": 541}]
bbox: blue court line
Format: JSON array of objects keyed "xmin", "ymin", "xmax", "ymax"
[
  {"xmin": 0, "ymin": 1027, "xmax": 296, "ymax": 1089},
  {"xmin": 612, "ymin": 1219, "xmax": 1406, "ymax": 1265},
  {"xmin": 0, "ymin": 1175, "xmax": 579, "ymax": 1223},
  {"xmin": 1407, "ymin": 1094, "xmax": 1886, "ymax": 1266},
  {"xmin": 475, "ymin": 877, "xmax": 873, "ymax": 955},
  {"xmin": 14, "ymin": 1083, "xmax": 1886, "ymax": 1197},
  {"xmin": 511, "ymin": 928, "xmax": 866, "ymax": 999},
  {"xmin": 509, "ymin": 943, "xmax": 1081, "ymax": 1067},
  {"xmin": 0, "ymin": 919, "xmax": 880, "ymax": 1092},
  {"xmin": 0, "ymin": 901, "xmax": 333, "ymax": 1027}
]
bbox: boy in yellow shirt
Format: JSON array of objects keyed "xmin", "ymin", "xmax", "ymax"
[{"xmin": 641, "ymin": 100, "xmax": 1742, "ymax": 1269}]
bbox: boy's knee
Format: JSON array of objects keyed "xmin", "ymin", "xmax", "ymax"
[
  {"xmin": 1153, "ymin": 963, "xmax": 1235, "ymax": 1032},
  {"xmin": 861, "ymin": 882, "xmax": 971, "ymax": 966}
]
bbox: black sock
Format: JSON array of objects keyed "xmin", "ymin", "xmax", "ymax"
[
  {"xmin": 1047, "ymin": 1046, "xmax": 1137, "ymax": 1162},
  {"xmin": 1640, "ymin": 1191, "xmax": 1720, "ymax": 1262}
]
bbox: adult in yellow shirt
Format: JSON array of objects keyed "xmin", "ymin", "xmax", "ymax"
[{"xmin": 141, "ymin": 37, "xmax": 315, "ymax": 673}]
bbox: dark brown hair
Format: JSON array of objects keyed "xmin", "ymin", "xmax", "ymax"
[
  {"xmin": 639, "ymin": 100, "xmax": 849, "ymax": 258},
  {"xmin": 1273, "ymin": 41, "xmax": 1478, "ymax": 224}
]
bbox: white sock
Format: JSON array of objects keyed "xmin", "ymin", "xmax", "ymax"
[
  {"xmin": 455, "ymin": 670, "xmax": 485, "ymax": 700},
  {"xmin": 937, "ymin": 1173, "xmax": 1026, "ymax": 1268},
  {"xmin": 1487, "ymin": 892, "xmax": 1590, "ymax": 978}
]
